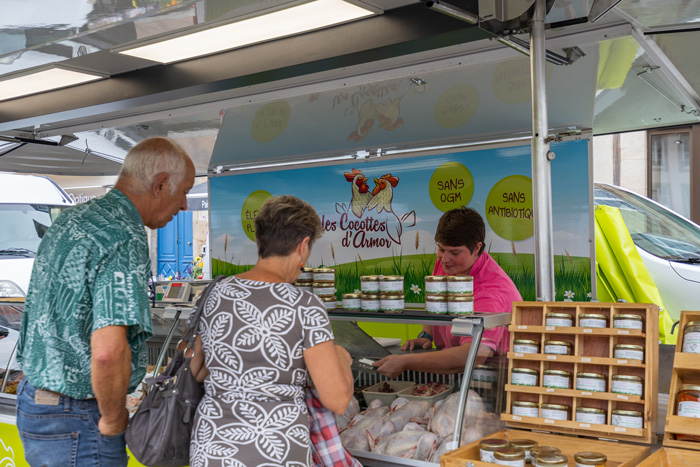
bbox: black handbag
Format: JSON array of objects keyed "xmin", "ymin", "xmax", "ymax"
[{"xmin": 125, "ymin": 275, "xmax": 225, "ymax": 467}]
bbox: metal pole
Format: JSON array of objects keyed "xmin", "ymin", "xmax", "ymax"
[
  {"xmin": 531, "ymin": 0, "xmax": 555, "ymax": 301},
  {"xmin": 451, "ymin": 321, "xmax": 484, "ymax": 447},
  {"xmin": 153, "ymin": 308, "xmax": 183, "ymax": 376}
]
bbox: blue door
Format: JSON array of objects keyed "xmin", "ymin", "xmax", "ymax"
[{"xmin": 157, "ymin": 211, "xmax": 193, "ymax": 279}]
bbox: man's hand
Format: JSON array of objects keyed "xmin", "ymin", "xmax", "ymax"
[
  {"xmin": 98, "ymin": 408, "xmax": 129, "ymax": 436},
  {"xmin": 401, "ymin": 337, "xmax": 432, "ymax": 351},
  {"xmin": 372, "ymin": 355, "xmax": 407, "ymax": 379}
]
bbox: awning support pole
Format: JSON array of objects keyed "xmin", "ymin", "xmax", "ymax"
[{"xmin": 531, "ymin": 0, "xmax": 555, "ymax": 301}]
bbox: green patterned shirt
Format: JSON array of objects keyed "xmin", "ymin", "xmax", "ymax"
[{"xmin": 17, "ymin": 188, "xmax": 153, "ymax": 399}]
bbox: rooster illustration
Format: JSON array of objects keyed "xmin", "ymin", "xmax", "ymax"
[
  {"xmin": 367, "ymin": 174, "xmax": 416, "ymax": 245},
  {"xmin": 347, "ymin": 99, "xmax": 378, "ymax": 143},
  {"xmin": 377, "ymin": 98, "xmax": 404, "ymax": 131},
  {"xmin": 342, "ymin": 168, "xmax": 374, "ymax": 218}
]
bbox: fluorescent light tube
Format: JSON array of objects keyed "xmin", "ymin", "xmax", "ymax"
[
  {"xmin": 119, "ymin": 0, "xmax": 375, "ymax": 64},
  {"xmin": 0, "ymin": 68, "xmax": 104, "ymax": 102}
]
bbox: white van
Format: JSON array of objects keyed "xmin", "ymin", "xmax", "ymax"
[{"xmin": 0, "ymin": 173, "xmax": 73, "ymax": 298}]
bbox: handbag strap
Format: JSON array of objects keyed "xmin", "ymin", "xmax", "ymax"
[{"xmin": 183, "ymin": 275, "xmax": 226, "ymax": 347}]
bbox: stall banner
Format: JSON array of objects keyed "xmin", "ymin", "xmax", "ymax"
[{"xmin": 209, "ymin": 140, "xmax": 591, "ymax": 302}]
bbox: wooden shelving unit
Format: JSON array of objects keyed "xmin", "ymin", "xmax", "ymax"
[
  {"xmin": 502, "ymin": 301, "xmax": 659, "ymax": 444},
  {"xmin": 663, "ymin": 310, "xmax": 700, "ymax": 451}
]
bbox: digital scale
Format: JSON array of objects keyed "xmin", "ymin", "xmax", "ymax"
[{"xmin": 158, "ymin": 280, "xmax": 211, "ymax": 304}]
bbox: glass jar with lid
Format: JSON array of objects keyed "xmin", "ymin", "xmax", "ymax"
[
  {"xmin": 682, "ymin": 321, "xmax": 700, "ymax": 354},
  {"xmin": 447, "ymin": 294, "xmax": 474, "ymax": 315},
  {"xmin": 298, "ymin": 267, "xmax": 314, "ymax": 281},
  {"xmin": 513, "ymin": 339, "xmax": 541, "ymax": 354},
  {"xmin": 614, "ymin": 344, "xmax": 644, "ymax": 361},
  {"xmin": 541, "ymin": 403, "xmax": 570, "ymax": 421},
  {"xmin": 479, "ymin": 439, "xmax": 510, "ymax": 463},
  {"xmin": 313, "ymin": 267, "xmax": 335, "ymax": 282},
  {"xmin": 575, "ymin": 407, "xmax": 606, "ymax": 424},
  {"xmin": 512, "ymin": 401, "xmax": 539, "ymax": 418},
  {"xmin": 543, "ymin": 369, "xmax": 572, "ymax": 389},
  {"xmin": 360, "ymin": 293, "xmax": 381, "ymax": 312},
  {"xmin": 509, "ymin": 439, "xmax": 538, "ymax": 464},
  {"xmin": 318, "ymin": 295, "xmax": 337, "ymax": 310},
  {"xmin": 312, "ymin": 281, "xmax": 336, "ymax": 297},
  {"xmin": 676, "ymin": 384, "xmax": 700, "ymax": 441},
  {"xmin": 473, "ymin": 365, "xmax": 498, "ymax": 383},
  {"xmin": 379, "ymin": 275, "xmax": 404, "ymax": 294},
  {"xmin": 380, "ymin": 294, "xmax": 404, "ymax": 313},
  {"xmin": 494, "ymin": 447, "xmax": 526, "ymax": 467},
  {"xmin": 576, "ymin": 372, "xmax": 606, "ymax": 392},
  {"xmin": 534, "ymin": 453, "xmax": 568, "ymax": 467},
  {"xmin": 511, "ymin": 368, "xmax": 539, "ymax": 387},
  {"xmin": 579, "ymin": 313, "xmax": 608, "ymax": 328},
  {"xmin": 545, "ymin": 312, "xmax": 573, "ymax": 327},
  {"xmin": 611, "ymin": 374, "xmax": 643, "ymax": 396},
  {"xmin": 424, "ymin": 275, "xmax": 447, "ymax": 294},
  {"xmin": 530, "ymin": 447, "xmax": 561, "ymax": 461},
  {"xmin": 446, "ymin": 275, "xmax": 473, "ymax": 294},
  {"xmin": 360, "ymin": 275, "xmax": 380, "ymax": 294},
  {"xmin": 611, "ymin": 409, "xmax": 643, "ymax": 429},
  {"xmin": 341, "ymin": 293, "xmax": 361, "ymax": 311},
  {"xmin": 426, "ymin": 294, "xmax": 448, "ymax": 314},
  {"xmin": 574, "ymin": 452, "xmax": 607, "ymax": 467},
  {"xmin": 543, "ymin": 340, "xmax": 572, "ymax": 355},
  {"xmin": 613, "ymin": 314, "xmax": 643, "ymax": 330}
]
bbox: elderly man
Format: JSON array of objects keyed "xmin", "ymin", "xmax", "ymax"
[{"xmin": 16, "ymin": 137, "xmax": 195, "ymax": 467}]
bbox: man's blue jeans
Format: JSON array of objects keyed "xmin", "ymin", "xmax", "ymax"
[{"xmin": 16, "ymin": 379, "xmax": 128, "ymax": 467}]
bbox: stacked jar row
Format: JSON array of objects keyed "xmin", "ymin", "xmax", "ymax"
[
  {"xmin": 512, "ymin": 334, "xmax": 646, "ymax": 362},
  {"xmin": 339, "ymin": 275, "xmax": 405, "ymax": 313},
  {"xmin": 424, "ymin": 275, "xmax": 474, "ymax": 316},
  {"xmin": 294, "ymin": 268, "xmax": 339, "ymax": 309},
  {"xmin": 525, "ymin": 309, "xmax": 646, "ymax": 331}
]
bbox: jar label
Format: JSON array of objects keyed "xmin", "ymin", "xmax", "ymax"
[
  {"xmin": 425, "ymin": 282, "xmax": 448, "ymax": 294},
  {"xmin": 426, "ymin": 301, "xmax": 448, "ymax": 314},
  {"xmin": 379, "ymin": 281, "xmax": 404, "ymax": 294},
  {"xmin": 513, "ymin": 344, "xmax": 539, "ymax": 354},
  {"xmin": 480, "ymin": 450, "xmax": 496, "ymax": 463},
  {"xmin": 494, "ymin": 458, "xmax": 524, "ymax": 467},
  {"xmin": 543, "ymin": 374, "xmax": 570, "ymax": 389},
  {"xmin": 577, "ymin": 378, "xmax": 606, "ymax": 392},
  {"xmin": 473, "ymin": 369, "xmax": 498, "ymax": 383},
  {"xmin": 448, "ymin": 300, "xmax": 474, "ymax": 314},
  {"xmin": 298, "ymin": 272, "xmax": 314, "ymax": 281},
  {"xmin": 614, "ymin": 349, "xmax": 643, "ymax": 361},
  {"xmin": 611, "ymin": 380, "xmax": 643, "ymax": 396},
  {"xmin": 511, "ymin": 373, "xmax": 537, "ymax": 386},
  {"xmin": 342, "ymin": 298, "xmax": 362, "ymax": 310},
  {"xmin": 614, "ymin": 319, "xmax": 643, "ymax": 330},
  {"xmin": 313, "ymin": 287, "xmax": 336, "ymax": 296},
  {"xmin": 678, "ymin": 400, "xmax": 700, "ymax": 418},
  {"xmin": 512, "ymin": 406, "xmax": 539, "ymax": 417},
  {"xmin": 314, "ymin": 273, "xmax": 335, "ymax": 281},
  {"xmin": 580, "ymin": 318, "xmax": 607, "ymax": 328},
  {"xmin": 546, "ymin": 318, "xmax": 572, "ymax": 327},
  {"xmin": 576, "ymin": 412, "xmax": 606, "ymax": 424},
  {"xmin": 544, "ymin": 344, "xmax": 569, "ymax": 355},
  {"xmin": 541, "ymin": 408, "xmax": 568, "ymax": 420},
  {"xmin": 323, "ymin": 301, "xmax": 336, "ymax": 310},
  {"xmin": 361, "ymin": 300, "xmax": 380, "ymax": 312},
  {"xmin": 380, "ymin": 299, "xmax": 404, "ymax": 312},
  {"xmin": 448, "ymin": 282, "xmax": 473, "ymax": 294},
  {"xmin": 682, "ymin": 332, "xmax": 700, "ymax": 354},
  {"xmin": 361, "ymin": 282, "xmax": 379, "ymax": 293},
  {"xmin": 612, "ymin": 413, "xmax": 643, "ymax": 428}
]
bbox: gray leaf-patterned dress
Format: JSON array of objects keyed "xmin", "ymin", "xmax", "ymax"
[{"xmin": 190, "ymin": 276, "xmax": 334, "ymax": 467}]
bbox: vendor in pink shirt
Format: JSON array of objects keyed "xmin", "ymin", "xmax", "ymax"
[{"xmin": 374, "ymin": 207, "xmax": 522, "ymax": 378}]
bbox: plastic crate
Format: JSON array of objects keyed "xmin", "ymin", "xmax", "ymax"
[
  {"xmin": 397, "ymin": 383, "xmax": 453, "ymax": 405},
  {"xmin": 362, "ymin": 381, "xmax": 416, "ymax": 406}
]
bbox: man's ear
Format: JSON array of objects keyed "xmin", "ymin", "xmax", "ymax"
[{"xmin": 152, "ymin": 172, "xmax": 169, "ymax": 197}]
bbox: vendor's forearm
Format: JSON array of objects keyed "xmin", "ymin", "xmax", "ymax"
[
  {"xmin": 91, "ymin": 326, "xmax": 131, "ymax": 425},
  {"xmin": 402, "ymin": 344, "xmax": 492, "ymax": 375}
]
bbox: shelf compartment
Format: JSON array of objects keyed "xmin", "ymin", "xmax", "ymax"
[{"xmin": 504, "ymin": 384, "xmax": 645, "ymax": 403}]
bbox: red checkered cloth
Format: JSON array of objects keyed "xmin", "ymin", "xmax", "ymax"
[{"xmin": 305, "ymin": 388, "xmax": 363, "ymax": 467}]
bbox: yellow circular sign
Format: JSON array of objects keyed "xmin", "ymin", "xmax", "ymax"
[
  {"xmin": 241, "ymin": 190, "xmax": 273, "ymax": 242},
  {"xmin": 434, "ymin": 85, "xmax": 479, "ymax": 129},
  {"xmin": 484, "ymin": 175, "xmax": 533, "ymax": 241},
  {"xmin": 251, "ymin": 101, "xmax": 291, "ymax": 143},
  {"xmin": 429, "ymin": 162, "xmax": 474, "ymax": 211}
]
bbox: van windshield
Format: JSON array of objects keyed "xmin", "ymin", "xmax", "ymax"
[{"xmin": 0, "ymin": 204, "xmax": 56, "ymax": 257}]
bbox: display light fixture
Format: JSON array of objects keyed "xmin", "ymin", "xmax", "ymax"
[
  {"xmin": 0, "ymin": 66, "xmax": 105, "ymax": 102},
  {"xmin": 118, "ymin": 0, "xmax": 376, "ymax": 64}
]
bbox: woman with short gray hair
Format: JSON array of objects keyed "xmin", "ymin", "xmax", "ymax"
[{"xmin": 189, "ymin": 195, "xmax": 354, "ymax": 467}]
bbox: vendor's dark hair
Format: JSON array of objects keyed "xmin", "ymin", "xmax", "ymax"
[
  {"xmin": 434, "ymin": 207, "xmax": 485, "ymax": 255},
  {"xmin": 254, "ymin": 195, "xmax": 323, "ymax": 258}
]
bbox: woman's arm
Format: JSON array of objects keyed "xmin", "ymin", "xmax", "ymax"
[{"xmin": 304, "ymin": 341, "xmax": 353, "ymax": 414}]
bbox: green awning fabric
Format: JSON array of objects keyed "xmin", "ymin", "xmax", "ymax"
[{"xmin": 595, "ymin": 204, "xmax": 676, "ymax": 344}]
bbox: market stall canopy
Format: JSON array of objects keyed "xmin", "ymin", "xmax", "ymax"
[{"xmin": 0, "ymin": 0, "xmax": 698, "ymax": 174}]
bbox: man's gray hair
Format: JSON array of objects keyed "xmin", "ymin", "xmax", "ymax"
[{"xmin": 118, "ymin": 137, "xmax": 192, "ymax": 195}]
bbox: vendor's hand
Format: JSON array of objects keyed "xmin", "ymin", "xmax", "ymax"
[
  {"xmin": 401, "ymin": 338, "xmax": 432, "ymax": 351},
  {"xmin": 373, "ymin": 355, "xmax": 406, "ymax": 379},
  {"xmin": 98, "ymin": 408, "xmax": 129, "ymax": 436}
]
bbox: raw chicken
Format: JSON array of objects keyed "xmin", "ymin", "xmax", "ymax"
[
  {"xmin": 340, "ymin": 406, "xmax": 390, "ymax": 451},
  {"xmin": 371, "ymin": 430, "xmax": 438, "ymax": 460}
]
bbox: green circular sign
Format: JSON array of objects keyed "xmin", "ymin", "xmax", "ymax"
[
  {"xmin": 429, "ymin": 162, "xmax": 474, "ymax": 212},
  {"xmin": 251, "ymin": 101, "xmax": 291, "ymax": 143},
  {"xmin": 434, "ymin": 84, "xmax": 479, "ymax": 129},
  {"xmin": 484, "ymin": 175, "xmax": 533, "ymax": 241},
  {"xmin": 241, "ymin": 190, "xmax": 273, "ymax": 242}
]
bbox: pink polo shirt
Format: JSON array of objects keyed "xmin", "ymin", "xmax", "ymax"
[{"xmin": 431, "ymin": 252, "xmax": 521, "ymax": 355}]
